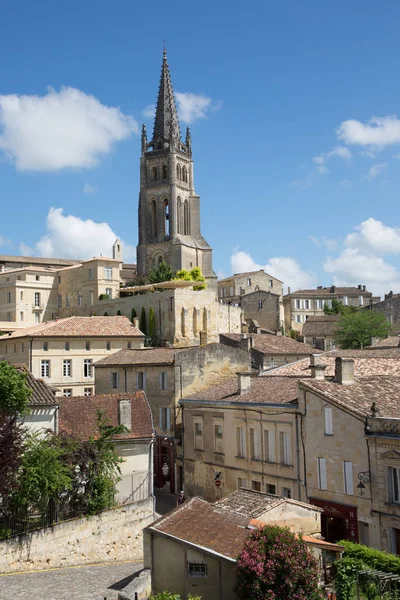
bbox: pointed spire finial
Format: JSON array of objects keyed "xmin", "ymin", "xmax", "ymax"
[
  {"xmin": 163, "ymin": 41, "xmax": 167, "ymax": 60},
  {"xmin": 151, "ymin": 47, "xmax": 181, "ymax": 150}
]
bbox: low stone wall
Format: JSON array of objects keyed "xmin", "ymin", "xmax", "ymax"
[{"xmin": 0, "ymin": 497, "xmax": 154, "ymax": 574}]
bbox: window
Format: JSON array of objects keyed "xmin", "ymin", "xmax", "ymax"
[
  {"xmin": 20, "ymin": 291, "xmax": 23, "ymax": 301},
  {"xmin": 282, "ymin": 487, "xmax": 292, "ymax": 498},
  {"xmin": 176, "ymin": 164, "xmax": 181, "ymax": 180},
  {"xmin": 325, "ymin": 299, "xmax": 332, "ymax": 309},
  {"xmin": 58, "ymin": 276, "xmax": 61, "ymax": 284},
  {"xmin": 152, "ymin": 166, "xmax": 158, "ymax": 181},
  {"xmin": 250, "ymin": 427, "xmax": 261, "ymax": 460},
  {"xmin": 127, "ymin": 341, "xmax": 132, "ymax": 349},
  {"xmin": 159, "ymin": 371, "xmax": 168, "ymax": 390},
  {"xmin": 295, "ymin": 299, "xmax": 301, "ymax": 309},
  {"xmin": 162, "ymin": 164, "xmax": 167, "ymax": 179},
  {"xmin": 252, "ymin": 480, "xmax": 261, "ymax": 492},
  {"xmin": 318, "ymin": 457, "xmax": 327, "ymax": 490},
  {"xmin": 85, "ymin": 341, "xmax": 91, "ymax": 351},
  {"xmin": 316, "ymin": 299, "xmax": 324, "ymax": 309},
  {"xmin": 247, "ymin": 278, "xmax": 252, "ymax": 286},
  {"xmin": 36, "ymin": 275, "xmax": 40, "ymax": 281},
  {"xmin": 57, "ymin": 295, "xmax": 62, "ymax": 308},
  {"xmin": 324, "ymin": 406, "xmax": 333, "ymax": 435},
  {"xmin": 66, "ymin": 294, "xmax": 70, "ymax": 308},
  {"xmin": 304, "ymin": 299, "xmax": 310, "ymax": 309},
  {"xmin": 214, "ymin": 422, "xmax": 224, "ymax": 454},
  {"xmin": 64, "ymin": 341, "xmax": 70, "ymax": 351},
  {"xmin": 104, "ymin": 267, "xmax": 112, "ymax": 280},
  {"xmin": 77, "ymin": 293, "xmax": 82, "ymax": 306},
  {"xmin": 34, "ymin": 292, "xmax": 40, "ymax": 307},
  {"xmin": 105, "ymin": 287, "xmax": 112, "ymax": 299},
  {"xmin": 269, "ymin": 279, "xmax": 273, "ymax": 287},
  {"xmin": 35, "ymin": 313, "xmax": 40, "ymax": 323},
  {"xmin": 89, "ymin": 268, "xmax": 93, "ymax": 280},
  {"xmin": 84, "ymin": 359, "xmax": 93, "ymax": 378},
  {"xmin": 266, "ymin": 483, "xmax": 276, "ymax": 495},
  {"xmin": 111, "ymin": 372, "xmax": 119, "ymax": 389},
  {"xmin": 41, "ymin": 360, "xmax": 50, "ymax": 378},
  {"xmin": 90, "ymin": 290, "xmax": 94, "ymax": 305},
  {"xmin": 136, "ymin": 371, "xmax": 146, "ymax": 389},
  {"xmin": 106, "ymin": 341, "xmax": 111, "ymax": 351},
  {"xmin": 22, "ymin": 343, "xmax": 24, "ymax": 353},
  {"xmin": 257, "ymin": 299, "xmax": 263, "ymax": 309},
  {"xmin": 194, "ymin": 418, "xmax": 203, "ymax": 450},
  {"xmin": 63, "ymin": 389, "xmax": 72, "ymax": 397},
  {"xmin": 20, "ymin": 311, "xmax": 24, "ymax": 321},
  {"xmin": 342, "ymin": 296, "xmax": 348, "ymax": 306},
  {"xmin": 43, "ymin": 342, "xmax": 48, "ymax": 351},
  {"xmin": 63, "ymin": 359, "xmax": 72, "ymax": 377},
  {"xmin": 229, "ymin": 286, "xmax": 234, "ymax": 296},
  {"xmin": 6, "ymin": 292, "xmax": 11, "ymax": 303},
  {"xmin": 389, "ymin": 467, "xmax": 400, "ymax": 504},
  {"xmin": 187, "ymin": 563, "xmax": 207, "ymax": 578},
  {"xmin": 359, "ymin": 295, "xmax": 364, "ymax": 306},
  {"xmin": 236, "ymin": 426, "xmax": 246, "ymax": 458},
  {"xmin": 169, "ymin": 297, "xmax": 174, "ymax": 311},
  {"xmin": 279, "ymin": 431, "xmax": 292, "ymax": 465},
  {"xmin": 344, "ymin": 461, "xmax": 354, "ymax": 495},
  {"xmin": 264, "ymin": 429, "xmax": 275, "ymax": 462},
  {"xmin": 295, "ymin": 315, "xmax": 302, "ymax": 323},
  {"xmin": 84, "ymin": 388, "xmax": 93, "ymax": 396},
  {"xmin": 159, "ymin": 407, "xmax": 171, "ymax": 430},
  {"xmin": 238, "ymin": 477, "xmax": 247, "ymax": 489}
]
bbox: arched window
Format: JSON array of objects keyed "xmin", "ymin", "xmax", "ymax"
[
  {"xmin": 176, "ymin": 164, "xmax": 181, "ymax": 180},
  {"xmin": 182, "ymin": 165, "xmax": 187, "ymax": 183},
  {"xmin": 164, "ymin": 199, "xmax": 170, "ymax": 237},
  {"xmin": 183, "ymin": 200, "xmax": 190, "ymax": 235},
  {"xmin": 151, "ymin": 199, "xmax": 157, "ymax": 238},
  {"xmin": 151, "ymin": 166, "xmax": 158, "ymax": 181},
  {"xmin": 162, "ymin": 164, "xmax": 167, "ymax": 179},
  {"xmin": 158, "ymin": 255, "xmax": 163, "ymax": 266},
  {"xmin": 177, "ymin": 196, "xmax": 182, "ymax": 234}
]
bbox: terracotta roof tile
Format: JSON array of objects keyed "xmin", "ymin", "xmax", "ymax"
[
  {"xmin": 302, "ymin": 315, "xmax": 340, "ymax": 337},
  {"xmin": 215, "ymin": 488, "xmax": 317, "ymax": 517},
  {"xmin": 284, "ymin": 287, "xmax": 372, "ymax": 298},
  {"xmin": 220, "ymin": 333, "xmax": 315, "ymax": 355},
  {"xmin": 94, "ymin": 347, "xmax": 180, "ymax": 367},
  {"xmin": 367, "ymin": 336, "xmax": 400, "ymax": 349},
  {"xmin": 5, "ymin": 316, "xmax": 144, "ymax": 339},
  {"xmin": 0, "ymin": 254, "xmax": 80, "ymax": 266},
  {"xmin": 13, "ymin": 364, "xmax": 58, "ymax": 405},
  {"xmin": 58, "ymin": 393, "xmax": 154, "ymax": 440}
]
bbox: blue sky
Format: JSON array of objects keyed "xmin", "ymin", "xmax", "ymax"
[{"xmin": 1, "ymin": 0, "xmax": 400, "ymax": 296}]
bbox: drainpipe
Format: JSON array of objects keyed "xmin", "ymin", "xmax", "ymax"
[
  {"xmin": 123, "ymin": 367, "xmax": 127, "ymax": 392},
  {"xmin": 29, "ymin": 337, "xmax": 33, "ymax": 372},
  {"xmin": 295, "ymin": 412, "xmax": 302, "ymax": 501}
]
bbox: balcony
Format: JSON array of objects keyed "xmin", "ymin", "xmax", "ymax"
[{"xmin": 32, "ymin": 303, "xmax": 44, "ymax": 311}]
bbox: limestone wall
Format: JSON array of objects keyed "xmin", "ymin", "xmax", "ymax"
[{"xmin": 0, "ymin": 498, "xmax": 154, "ymax": 574}]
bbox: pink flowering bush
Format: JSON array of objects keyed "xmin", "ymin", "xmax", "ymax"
[{"xmin": 235, "ymin": 525, "xmax": 323, "ymax": 600}]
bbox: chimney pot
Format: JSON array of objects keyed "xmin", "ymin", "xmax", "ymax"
[
  {"xmin": 363, "ymin": 285, "xmax": 366, "ymax": 292},
  {"xmin": 133, "ymin": 317, "xmax": 139, "ymax": 329},
  {"xmin": 358, "ymin": 285, "xmax": 362, "ymax": 290},
  {"xmin": 310, "ymin": 354, "xmax": 326, "ymax": 379},
  {"xmin": 237, "ymin": 372, "xmax": 252, "ymax": 395},
  {"xmin": 335, "ymin": 357, "xmax": 355, "ymax": 385},
  {"xmin": 330, "ymin": 285, "xmax": 336, "ymax": 294}
]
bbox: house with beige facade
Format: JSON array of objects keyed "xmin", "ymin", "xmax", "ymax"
[
  {"xmin": 284, "ymin": 285, "xmax": 373, "ymax": 333},
  {"xmin": 58, "ymin": 392, "xmax": 154, "ymax": 505},
  {"xmin": 94, "ymin": 343, "xmax": 250, "ymax": 494},
  {"xmin": 302, "ymin": 315, "xmax": 339, "ymax": 350},
  {"xmin": 0, "ymin": 316, "xmax": 144, "ymax": 397}
]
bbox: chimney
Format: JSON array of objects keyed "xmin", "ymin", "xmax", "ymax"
[
  {"xmin": 288, "ymin": 287, "xmax": 291, "ymax": 294},
  {"xmin": 358, "ymin": 285, "xmax": 362, "ymax": 290},
  {"xmin": 199, "ymin": 331, "xmax": 208, "ymax": 345},
  {"xmin": 335, "ymin": 357, "xmax": 355, "ymax": 385},
  {"xmin": 133, "ymin": 317, "xmax": 139, "ymax": 329},
  {"xmin": 370, "ymin": 336, "xmax": 381, "ymax": 346},
  {"xmin": 237, "ymin": 372, "xmax": 252, "ymax": 395},
  {"xmin": 330, "ymin": 285, "xmax": 336, "ymax": 294},
  {"xmin": 310, "ymin": 354, "xmax": 326, "ymax": 380},
  {"xmin": 317, "ymin": 286, "xmax": 322, "ymax": 290},
  {"xmin": 240, "ymin": 333, "xmax": 250, "ymax": 352},
  {"xmin": 118, "ymin": 399, "xmax": 132, "ymax": 431},
  {"xmin": 363, "ymin": 285, "xmax": 366, "ymax": 292}
]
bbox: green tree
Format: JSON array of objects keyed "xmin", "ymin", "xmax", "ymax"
[
  {"xmin": 140, "ymin": 306, "xmax": 147, "ymax": 336},
  {"xmin": 174, "ymin": 266, "xmax": 206, "ymax": 290},
  {"xmin": 148, "ymin": 261, "xmax": 174, "ymax": 284},
  {"xmin": 324, "ymin": 298, "xmax": 357, "ymax": 315},
  {"xmin": 0, "ymin": 362, "xmax": 32, "ymax": 417},
  {"xmin": 149, "ymin": 306, "xmax": 156, "ymax": 339},
  {"xmin": 131, "ymin": 307, "xmax": 137, "ymax": 323},
  {"xmin": 235, "ymin": 525, "xmax": 323, "ymax": 600},
  {"xmin": 334, "ymin": 310, "xmax": 391, "ymax": 349}
]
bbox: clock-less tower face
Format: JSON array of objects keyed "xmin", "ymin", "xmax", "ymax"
[{"xmin": 136, "ymin": 50, "xmax": 215, "ymax": 281}]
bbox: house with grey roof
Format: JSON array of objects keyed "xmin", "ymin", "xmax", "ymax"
[{"xmin": 302, "ymin": 314, "xmax": 340, "ymax": 350}]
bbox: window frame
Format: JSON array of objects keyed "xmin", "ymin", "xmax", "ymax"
[
  {"xmin": 213, "ymin": 420, "xmax": 224, "ymax": 454},
  {"xmin": 193, "ymin": 417, "xmax": 203, "ymax": 451},
  {"xmin": 63, "ymin": 359, "xmax": 72, "ymax": 377},
  {"xmin": 83, "ymin": 358, "xmax": 93, "ymax": 378},
  {"xmin": 389, "ymin": 467, "xmax": 400, "ymax": 504},
  {"xmin": 111, "ymin": 371, "xmax": 119, "ymax": 389},
  {"xmin": 136, "ymin": 371, "xmax": 146, "ymax": 389},
  {"xmin": 318, "ymin": 457, "xmax": 327, "ymax": 490},
  {"xmin": 41, "ymin": 359, "xmax": 50, "ymax": 378},
  {"xmin": 236, "ymin": 426, "xmax": 246, "ymax": 458},
  {"xmin": 187, "ymin": 562, "xmax": 208, "ymax": 578}
]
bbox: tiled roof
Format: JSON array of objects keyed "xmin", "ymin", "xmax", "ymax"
[
  {"xmin": 94, "ymin": 347, "xmax": 180, "ymax": 367},
  {"xmin": 284, "ymin": 287, "xmax": 372, "ymax": 298},
  {"xmin": 14, "ymin": 364, "xmax": 58, "ymax": 405},
  {"xmin": 218, "ymin": 270, "xmax": 283, "ymax": 284},
  {"xmin": 0, "ymin": 266, "xmax": 58, "ymax": 275},
  {"xmin": 368, "ymin": 336, "xmax": 400, "ymax": 349},
  {"xmin": 0, "ymin": 255, "xmax": 80, "ymax": 266},
  {"xmin": 301, "ymin": 377, "xmax": 400, "ymax": 419},
  {"xmin": 215, "ymin": 488, "xmax": 319, "ymax": 518},
  {"xmin": 147, "ymin": 497, "xmax": 250, "ymax": 560},
  {"xmin": 184, "ymin": 374, "xmax": 299, "ymax": 405},
  {"xmin": 4, "ymin": 316, "xmax": 144, "ymax": 339},
  {"xmin": 58, "ymin": 393, "xmax": 154, "ymax": 440},
  {"xmin": 302, "ymin": 316, "xmax": 340, "ymax": 337},
  {"xmin": 220, "ymin": 333, "xmax": 315, "ymax": 355}
]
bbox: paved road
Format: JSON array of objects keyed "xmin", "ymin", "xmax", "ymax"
[{"xmin": 0, "ymin": 560, "xmax": 142, "ymax": 600}]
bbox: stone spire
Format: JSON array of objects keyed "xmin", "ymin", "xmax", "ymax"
[{"xmin": 151, "ymin": 47, "xmax": 181, "ymax": 150}]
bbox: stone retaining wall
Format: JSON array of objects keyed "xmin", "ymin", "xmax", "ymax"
[{"xmin": 0, "ymin": 497, "xmax": 154, "ymax": 574}]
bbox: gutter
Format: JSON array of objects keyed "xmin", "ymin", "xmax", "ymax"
[{"xmin": 179, "ymin": 399, "xmax": 298, "ymax": 409}]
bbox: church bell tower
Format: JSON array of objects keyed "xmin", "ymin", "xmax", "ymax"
[{"xmin": 136, "ymin": 49, "xmax": 215, "ymax": 280}]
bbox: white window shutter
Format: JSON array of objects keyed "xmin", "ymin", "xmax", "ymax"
[
  {"xmin": 136, "ymin": 372, "xmax": 139, "ymax": 389},
  {"xmin": 285, "ymin": 433, "xmax": 291, "ymax": 465},
  {"xmin": 159, "ymin": 407, "xmax": 163, "ymax": 430},
  {"xmin": 269, "ymin": 430, "xmax": 275, "ymax": 462},
  {"xmin": 254, "ymin": 429, "xmax": 261, "ymax": 459},
  {"xmin": 324, "ymin": 407, "xmax": 333, "ymax": 435},
  {"xmin": 143, "ymin": 372, "xmax": 146, "ymax": 389},
  {"xmin": 166, "ymin": 408, "xmax": 171, "ymax": 430},
  {"xmin": 318, "ymin": 458, "xmax": 327, "ymax": 490},
  {"xmin": 344, "ymin": 461, "xmax": 354, "ymax": 495},
  {"xmin": 159, "ymin": 372, "xmax": 162, "ymax": 389}
]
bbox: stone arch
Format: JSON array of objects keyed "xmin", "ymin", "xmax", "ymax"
[
  {"xmin": 193, "ymin": 307, "xmax": 200, "ymax": 337},
  {"xmin": 162, "ymin": 164, "xmax": 167, "ymax": 179},
  {"xmin": 151, "ymin": 166, "xmax": 158, "ymax": 181},
  {"xmin": 164, "ymin": 198, "xmax": 170, "ymax": 237},
  {"xmin": 183, "ymin": 200, "xmax": 190, "ymax": 235},
  {"xmin": 177, "ymin": 196, "xmax": 182, "ymax": 234},
  {"xmin": 176, "ymin": 164, "xmax": 181, "ymax": 180},
  {"xmin": 203, "ymin": 307, "xmax": 208, "ymax": 332},
  {"xmin": 151, "ymin": 199, "xmax": 157, "ymax": 238},
  {"xmin": 182, "ymin": 165, "xmax": 188, "ymax": 183}
]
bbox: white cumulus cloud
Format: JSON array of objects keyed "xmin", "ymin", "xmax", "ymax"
[
  {"xmin": 365, "ymin": 162, "xmax": 387, "ymax": 180},
  {"xmin": 312, "ymin": 146, "xmax": 352, "ymax": 174},
  {"xmin": 231, "ymin": 251, "xmax": 317, "ymax": 292},
  {"xmin": 83, "ymin": 183, "xmax": 97, "ymax": 194},
  {"xmin": 0, "ymin": 87, "xmax": 138, "ymax": 171},
  {"xmin": 21, "ymin": 208, "xmax": 136, "ymax": 262},
  {"xmin": 337, "ymin": 115, "xmax": 400, "ymax": 148},
  {"xmin": 344, "ymin": 218, "xmax": 400, "ymax": 256},
  {"xmin": 175, "ymin": 92, "xmax": 216, "ymax": 124}
]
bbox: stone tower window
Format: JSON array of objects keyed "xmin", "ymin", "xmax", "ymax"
[
  {"xmin": 164, "ymin": 199, "xmax": 170, "ymax": 237},
  {"xmin": 152, "ymin": 166, "xmax": 158, "ymax": 181},
  {"xmin": 176, "ymin": 164, "xmax": 181, "ymax": 180},
  {"xmin": 151, "ymin": 199, "xmax": 157, "ymax": 238},
  {"xmin": 177, "ymin": 196, "xmax": 182, "ymax": 234},
  {"xmin": 183, "ymin": 200, "xmax": 190, "ymax": 235},
  {"xmin": 182, "ymin": 165, "xmax": 188, "ymax": 183},
  {"xmin": 162, "ymin": 164, "xmax": 167, "ymax": 179}
]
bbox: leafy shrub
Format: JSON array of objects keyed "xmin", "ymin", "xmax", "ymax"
[
  {"xmin": 340, "ymin": 540, "xmax": 400, "ymax": 576},
  {"xmin": 99, "ymin": 294, "xmax": 110, "ymax": 301}
]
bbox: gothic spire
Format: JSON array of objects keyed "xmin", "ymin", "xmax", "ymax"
[{"xmin": 151, "ymin": 47, "xmax": 181, "ymax": 150}]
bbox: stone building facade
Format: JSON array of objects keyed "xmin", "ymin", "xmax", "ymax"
[
  {"xmin": 240, "ymin": 290, "xmax": 281, "ymax": 333},
  {"xmin": 136, "ymin": 49, "xmax": 215, "ymax": 282},
  {"xmin": 366, "ymin": 291, "xmax": 400, "ymax": 333}
]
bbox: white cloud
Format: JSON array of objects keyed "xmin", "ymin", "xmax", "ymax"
[
  {"xmin": 175, "ymin": 92, "xmax": 213, "ymax": 124},
  {"xmin": 231, "ymin": 251, "xmax": 317, "ymax": 292},
  {"xmin": 21, "ymin": 207, "xmax": 136, "ymax": 262},
  {"xmin": 83, "ymin": 183, "xmax": 97, "ymax": 194},
  {"xmin": 0, "ymin": 87, "xmax": 137, "ymax": 171},
  {"xmin": 142, "ymin": 104, "xmax": 155, "ymax": 119},
  {"xmin": 312, "ymin": 146, "xmax": 352, "ymax": 174},
  {"xmin": 365, "ymin": 162, "xmax": 387, "ymax": 180},
  {"xmin": 0, "ymin": 235, "xmax": 10, "ymax": 247},
  {"xmin": 344, "ymin": 218, "xmax": 400, "ymax": 256},
  {"xmin": 337, "ymin": 115, "xmax": 400, "ymax": 148},
  {"xmin": 309, "ymin": 236, "xmax": 338, "ymax": 251}
]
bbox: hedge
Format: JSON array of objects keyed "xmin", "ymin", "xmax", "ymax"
[{"xmin": 340, "ymin": 540, "xmax": 400, "ymax": 575}]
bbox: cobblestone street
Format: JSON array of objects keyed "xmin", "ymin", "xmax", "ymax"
[{"xmin": 0, "ymin": 560, "xmax": 142, "ymax": 600}]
